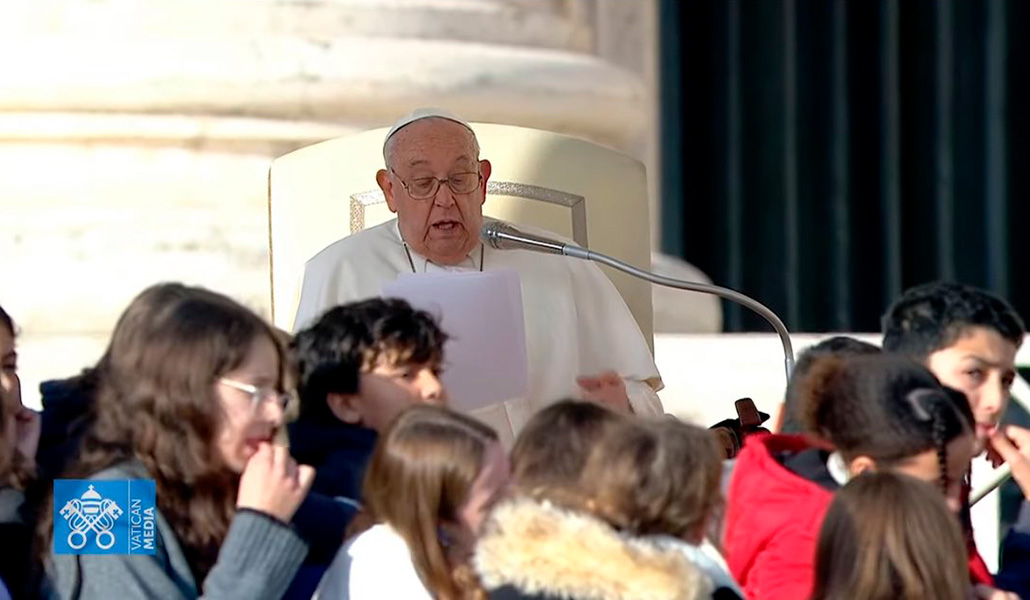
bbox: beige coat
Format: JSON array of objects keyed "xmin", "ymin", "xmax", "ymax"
[{"xmin": 474, "ymin": 498, "xmax": 715, "ymax": 600}]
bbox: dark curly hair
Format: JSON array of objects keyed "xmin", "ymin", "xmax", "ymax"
[
  {"xmin": 292, "ymin": 298, "xmax": 447, "ymax": 421},
  {"xmin": 882, "ymin": 281, "xmax": 1024, "ymax": 360},
  {"xmin": 37, "ymin": 283, "xmax": 287, "ymax": 581}
]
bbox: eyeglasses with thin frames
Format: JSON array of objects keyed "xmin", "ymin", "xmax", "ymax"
[
  {"xmin": 389, "ymin": 168, "xmax": 482, "ymax": 200},
  {"xmin": 218, "ymin": 378, "xmax": 292, "ymax": 414}
]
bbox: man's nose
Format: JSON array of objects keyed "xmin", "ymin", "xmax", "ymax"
[{"xmin": 433, "ymin": 184, "xmax": 456, "ymax": 207}]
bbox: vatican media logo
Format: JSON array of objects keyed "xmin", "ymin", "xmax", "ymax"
[{"xmin": 53, "ymin": 479, "xmax": 157, "ymax": 555}]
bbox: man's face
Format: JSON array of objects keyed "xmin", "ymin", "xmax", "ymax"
[
  {"xmin": 377, "ymin": 118, "xmax": 492, "ymax": 266},
  {"xmin": 346, "ymin": 360, "xmax": 447, "ymax": 433},
  {"xmin": 926, "ymin": 326, "xmax": 1019, "ymax": 449}
]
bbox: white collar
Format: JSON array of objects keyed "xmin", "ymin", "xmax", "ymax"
[
  {"xmin": 826, "ymin": 451, "xmax": 851, "ymax": 487},
  {"xmin": 393, "ymin": 220, "xmax": 483, "ymax": 273}
]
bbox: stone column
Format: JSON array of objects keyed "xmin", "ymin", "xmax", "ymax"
[{"xmin": 0, "ymin": 0, "xmax": 660, "ymax": 407}]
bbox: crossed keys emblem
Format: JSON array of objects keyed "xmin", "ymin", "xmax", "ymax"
[{"xmin": 59, "ymin": 485, "xmax": 123, "ymax": 550}]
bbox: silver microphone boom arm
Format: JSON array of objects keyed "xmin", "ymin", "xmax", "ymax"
[
  {"xmin": 483, "ymin": 221, "xmax": 1010, "ymax": 506},
  {"xmin": 482, "ymin": 221, "xmax": 796, "ymax": 382}
]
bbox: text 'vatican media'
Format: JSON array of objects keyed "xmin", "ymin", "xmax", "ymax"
[{"xmin": 53, "ymin": 479, "xmax": 157, "ymax": 555}]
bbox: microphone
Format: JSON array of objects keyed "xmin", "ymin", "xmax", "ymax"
[
  {"xmin": 970, "ymin": 463, "xmax": 1012, "ymax": 506},
  {"xmin": 481, "ymin": 221, "xmax": 796, "ymax": 381},
  {"xmin": 481, "ymin": 221, "xmax": 569, "ymax": 255}
]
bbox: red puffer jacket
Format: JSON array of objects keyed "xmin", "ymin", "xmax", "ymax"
[{"xmin": 723, "ymin": 434, "xmax": 832, "ymax": 600}]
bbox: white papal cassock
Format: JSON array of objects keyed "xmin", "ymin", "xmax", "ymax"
[{"xmin": 292, "ymin": 219, "xmax": 663, "ymax": 443}]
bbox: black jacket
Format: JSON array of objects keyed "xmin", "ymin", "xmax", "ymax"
[
  {"xmin": 37, "ymin": 373, "xmax": 99, "ymax": 482},
  {"xmin": 287, "ymin": 417, "xmax": 377, "ymax": 504},
  {"xmin": 281, "ymin": 418, "xmax": 377, "ymax": 600}
]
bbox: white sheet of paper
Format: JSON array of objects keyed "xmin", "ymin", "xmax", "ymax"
[{"xmin": 381, "ymin": 270, "xmax": 529, "ymax": 412}]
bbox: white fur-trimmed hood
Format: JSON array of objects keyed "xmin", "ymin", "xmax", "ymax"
[{"xmin": 473, "ymin": 497, "xmax": 714, "ymax": 600}]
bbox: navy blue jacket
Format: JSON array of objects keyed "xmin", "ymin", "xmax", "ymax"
[{"xmin": 282, "ymin": 418, "xmax": 377, "ymax": 599}]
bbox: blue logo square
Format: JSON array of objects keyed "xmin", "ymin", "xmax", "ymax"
[{"xmin": 53, "ymin": 479, "xmax": 157, "ymax": 555}]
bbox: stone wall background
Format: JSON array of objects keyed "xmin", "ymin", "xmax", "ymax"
[{"xmin": 0, "ymin": 0, "xmax": 718, "ymax": 409}]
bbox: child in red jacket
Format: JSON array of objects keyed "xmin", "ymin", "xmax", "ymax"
[{"xmin": 724, "ymin": 354, "xmax": 976, "ymax": 600}]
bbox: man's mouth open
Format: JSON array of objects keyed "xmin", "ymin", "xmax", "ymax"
[{"xmin": 432, "ymin": 220, "xmax": 462, "ymax": 232}]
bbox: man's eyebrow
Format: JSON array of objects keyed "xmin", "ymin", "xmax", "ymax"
[{"xmin": 962, "ymin": 354, "xmax": 1015, "ymax": 371}]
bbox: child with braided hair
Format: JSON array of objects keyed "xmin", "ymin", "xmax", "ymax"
[
  {"xmin": 882, "ymin": 281, "xmax": 1030, "ymax": 595},
  {"xmin": 723, "ymin": 353, "xmax": 979, "ymax": 600}
]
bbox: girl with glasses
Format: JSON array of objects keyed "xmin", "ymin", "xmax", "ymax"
[{"xmin": 39, "ymin": 283, "xmax": 314, "ymax": 600}]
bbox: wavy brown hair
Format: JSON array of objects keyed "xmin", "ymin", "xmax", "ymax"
[
  {"xmin": 510, "ymin": 399, "xmax": 624, "ymax": 495},
  {"xmin": 812, "ymin": 471, "xmax": 968, "ymax": 600},
  {"xmin": 548, "ymin": 417, "xmax": 724, "ymax": 541},
  {"xmin": 358, "ymin": 405, "xmax": 498, "ymax": 600},
  {"xmin": 37, "ymin": 283, "xmax": 286, "ymax": 582}
]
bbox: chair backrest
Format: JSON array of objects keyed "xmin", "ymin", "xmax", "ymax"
[{"xmin": 268, "ymin": 122, "xmax": 655, "ymax": 349}]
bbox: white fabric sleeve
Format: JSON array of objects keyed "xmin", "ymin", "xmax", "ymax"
[{"xmin": 624, "ymin": 378, "xmax": 664, "ymax": 416}]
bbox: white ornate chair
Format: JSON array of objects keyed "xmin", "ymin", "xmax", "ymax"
[{"xmin": 267, "ymin": 122, "xmax": 655, "ymax": 349}]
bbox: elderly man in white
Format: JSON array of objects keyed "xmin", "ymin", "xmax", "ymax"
[{"xmin": 293, "ymin": 108, "xmax": 662, "ymax": 438}]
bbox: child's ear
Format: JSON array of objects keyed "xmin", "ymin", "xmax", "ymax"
[
  {"xmin": 327, "ymin": 393, "xmax": 364, "ymax": 425},
  {"xmin": 848, "ymin": 455, "xmax": 877, "ymax": 476}
]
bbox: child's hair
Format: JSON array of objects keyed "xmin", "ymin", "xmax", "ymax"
[
  {"xmin": 510, "ymin": 399, "xmax": 624, "ymax": 493},
  {"xmin": 780, "ymin": 336, "xmax": 881, "ymax": 434},
  {"xmin": 882, "ymin": 281, "xmax": 1024, "ymax": 360},
  {"xmin": 0, "ymin": 304, "xmax": 32, "ymax": 491},
  {"xmin": 37, "ymin": 283, "xmax": 286, "ymax": 581},
  {"xmin": 361, "ymin": 405, "xmax": 498, "ymax": 600},
  {"xmin": 0, "ymin": 304, "xmax": 12, "ymax": 338},
  {"xmin": 522, "ymin": 416, "xmax": 722, "ymax": 542},
  {"xmin": 799, "ymin": 354, "xmax": 973, "ymax": 491},
  {"xmin": 292, "ymin": 298, "xmax": 447, "ymax": 421},
  {"xmin": 575, "ymin": 418, "xmax": 723, "ymax": 540},
  {"xmin": 812, "ymin": 471, "xmax": 969, "ymax": 600}
]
